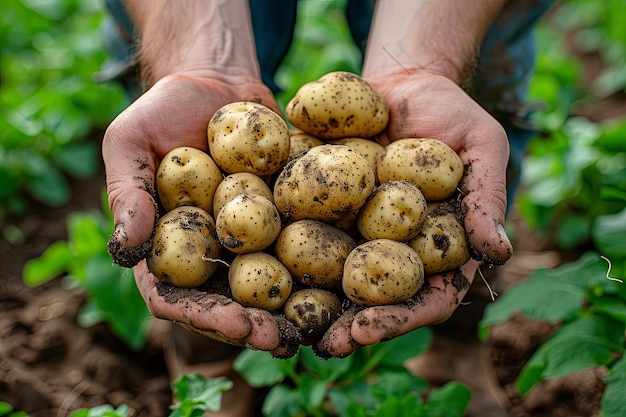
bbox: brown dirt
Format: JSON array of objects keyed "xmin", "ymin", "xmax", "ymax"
[{"xmin": 0, "ymin": 154, "xmax": 171, "ymax": 416}]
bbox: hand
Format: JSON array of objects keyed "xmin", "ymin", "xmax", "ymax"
[
  {"xmin": 103, "ymin": 74, "xmax": 300, "ymax": 358},
  {"xmin": 316, "ymin": 71, "xmax": 513, "ymax": 357}
]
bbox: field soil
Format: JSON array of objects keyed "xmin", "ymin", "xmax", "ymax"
[{"xmin": 0, "ymin": 135, "xmax": 607, "ymax": 417}]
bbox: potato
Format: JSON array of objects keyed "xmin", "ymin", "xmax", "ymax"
[
  {"xmin": 215, "ymin": 193, "xmax": 281, "ymax": 254},
  {"xmin": 342, "ymin": 239, "xmax": 424, "ymax": 307},
  {"xmin": 228, "ymin": 252, "xmax": 292, "ymax": 310},
  {"xmin": 408, "ymin": 212, "xmax": 470, "ymax": 274},
  {"xmin": 146, "ymin": 206, "xmax": 222, "ymax": 288},
  {"xmin": 286, "ymin": 71, "xmax": 389, "ymax": 139},
  {"xmin": 329, "ymin": 138, "xmax": 385, "ymax": 181},
  {"xmin": 156, "ymin": 146, "xmax": 223, "ymax": 214},
  {"xmin": 212, "ymin": 172, "xmax": 273, "ymax": 217},
  {"xmin": 275, "ymin": 220, "xmax": 356, "ymax": 289},
  {"xmin": 377, "ymin": 138, "xmax": 464, "ymax": 201},
  {"xmin": 273, "ymin": 145, "xmax": 376, "ymax": 222},
  {"xmin": 283, "ymin": 289, "xmax": 342, "ymax": 337},
  {"xmin": 289, "ymin": 129, "xmax": 324, "ymax": 157},
  {"xmin": 207, "ymin": 101, "xmax": 290, "ymax": 176},
  {"xmin": 357, "ymin": 180, "xmax": 428, "ymax": 241}
]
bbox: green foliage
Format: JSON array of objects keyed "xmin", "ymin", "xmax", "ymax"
[
  {"xmin": 274, "ymin": 0, "xmax": 362, "ymax": 112},
  {"xmin": 68, "ymin": 404, "xmax": 130, "ymax": 417},
  {"xmin": 0, "ymin": 402, "xmax": 29, "ymax": 417},
  {"xmin": 479, "ymin": 252, "xmax": 626, "ymax": 417},
  {"xmin": 0, "ymin": 0, "xmax": 127, "ymax": 217},
  {"xmin": 234, "ymin": 328, "xmax": 471, "ymax": 417},
  {"xmin": 520, "ymin": 0, "xmax": 626, "ymax": 249},
  {"xmin": 22, "ymin": 190, "xmax": 152, "ymax": 349},
  {"xmin": 169, "ymin": 374, "xmax": 234, "ymax": 417}
]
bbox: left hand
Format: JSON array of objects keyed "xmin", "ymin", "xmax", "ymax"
[{"xmin": 316, "ymin": 70, "xmax": 513, "ymax": 357}]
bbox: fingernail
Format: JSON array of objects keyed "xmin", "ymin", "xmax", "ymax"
[{"xmin": 497, "ymin": 224, "xmax": 511, "ymax": 246}]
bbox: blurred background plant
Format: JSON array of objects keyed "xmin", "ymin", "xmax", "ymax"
[{"xmin": 1, "ymin": 0, "xmax": 127, "ymax": 224}]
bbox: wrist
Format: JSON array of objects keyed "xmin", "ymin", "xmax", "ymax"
[
  {"xmin": 362, "ymin": 41, "xmax": 477, "ymax": 87},
  {"xmin": 126, "ymin": 0, "xmax": 260, "ymax": 87},
  {"xmin": 362, "ymin": 0, "xmax": 506, "ymax": 87}
]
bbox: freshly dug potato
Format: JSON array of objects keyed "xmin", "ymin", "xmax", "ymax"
[
  {"xmin": 274, "ymin": 220, "xmax": 356, "ymax": 289},
  {"xmin": 357, "ymin": 180, "xmax": 428, "ymax": 241},
  {"xmin": 408, "ymin": 212, "xmax": 470, "ymax": 274},
  {"xmin": 207, "ymin": 101, "xmax": 290, "ymax": 176},
  {"xmin": 228, "ymin": 252, "xmax": 292, "ymax": 310},
  {"xmin": 377, "ymin": 138, "xmax": 464, "ymax": 201},
  {"xmin": 329, "ymin": 138, "xmax": 385, "ymax": 181},
  {"xmin": 289, "ymin": 129, "xmax": 324, "ymax": 157},
  {"xmin": 286, "ymin": 71, "xmax": 389, "ymax": 139},
  {"xmin": 156, "ymin": 146, "xmax": 223, "ymax": 214},
  {"xmin": 212, "ymin": 172, "xmax": 273, "ymax": 217},
  {"xmin": 215, "ymin": 193, "xmax": 281, "ymax": 254},
  {"xmin": 147, "ymin": 206, "xmax": 221, "ymax": 288},
  {"xmin": 283, "ymin": 289, "xmax": 342, "ymax": 337},
  {"xmin": 273, "ymin": 145, "xmax": 376, "ymax": 222},
  {"xmin": 342, "ymin": 239, "xmax": 424, "ymax": 307}
]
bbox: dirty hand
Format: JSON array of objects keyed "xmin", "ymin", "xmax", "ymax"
[
  {"xmin": 102, "ymin": 74, "xmax": 299, "ymax": 358},
  {"xmin": 317, "ymin": 71, "xmax": 513, "ymax": 358}
]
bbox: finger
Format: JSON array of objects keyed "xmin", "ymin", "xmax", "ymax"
[
  {"xmin": 269, "ymin": 314, "xmax": 302, "ymax": 359},
  {"xmin": 134, "ymin": 261, "xmax": 252, "ymax": 340},
  {"xmin": 458, "ymin": 124, "xmax": 513, "ymax": 265},
  {"xmin": 350, "ymin": 261, "xmax": 479, "ymax": 345},
  {"xmin": 315, "ymin": 305, "xmax": 363, "ymax": 358},
  {"xmin": 243, "ymin": 308, "xmax": 282, "ymax": 351},
  {"xmin": 103, "ymin": 118, "xmax": 159, "ymax": 267}
]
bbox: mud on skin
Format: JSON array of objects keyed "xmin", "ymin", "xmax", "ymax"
[{"xmin": 107, "ymin": 164, "xmax": 159, "ymax": 268}]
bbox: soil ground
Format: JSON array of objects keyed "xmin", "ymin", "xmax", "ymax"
[{"xmin": 0, "ymin": 143, "xmax": 607, "ymax": 417}]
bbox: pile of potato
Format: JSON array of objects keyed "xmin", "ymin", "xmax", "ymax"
[{"xmin": 146, "ymin": 71, "xmax": 471, "ymax": 338}]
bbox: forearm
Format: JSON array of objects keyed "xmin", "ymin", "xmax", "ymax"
[
  {"xmin": 363, "ymin": 0, "xmax": 507, "ymax": 86},
  {"xmin": 123, "ymin": 0, "xmax": 260, "ymax": 86}
]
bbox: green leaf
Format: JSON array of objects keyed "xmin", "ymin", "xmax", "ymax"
[
  {"xmin": 27, "ymin": 161, "xmax": 71, "ymax": 207},
  {"xmin": 592, "ymin": 207, "xmax": 626, "ymax": 259},
  {"xmin": 370, "ymin": 370, "xmax": 428, "ymax": 402},
  {"xmin": 262, "ymin": 384, "xmax": 303, "ymax": 417},
  {"xmin": 591, "ymin": 295, "xmax": 626, "ymax": 322},
  {"xmin": 422, "ymin": 382, "xmax": 471, "ymax": 417},
  {"xmin": 369, "ymin": 327, "xmax": 433, "ymax": 369},
  {"xmin": 22, "ymin": 240, "xmax": 75, "ymax": 286},
  {"xmin": 555, "ymin": 214, "xmax": 592, "ymax": 250},
  {"xmin": 297, "ymin": 373, "xmax": 328, "ymax": 409},
  {"xmin": 54, "ymin": 141, "xmax": 98, "ymax": 179},
  {"xmin": 170, "ymin": 374, "xmax": 233, "ymax": 416},
  {"xmin": 595, "ymin": 118, "xmax": 626, "ymax": 153},
  {"xmin": 517, "ymin": 313, "xmax": 625, "ymax": 395},
  {"xmin": 479, "ymin": 252, "xmax": 608, "ymax": 339},
  {"xmin": 329, "ymin": 379, "xmax": 378, "ymax": 417},
  {"xmin": 67, "ymin": 211, "xmax": 110, "ymax": 259},
  {"xmin": 375, "ymin": 394, "xmax": 423, "ymax": 417},
  {"xmin": 298, "ymin": 345, "xmax": 354, "ymax": 382},
  {"xmin": 233, "ymin": 349, "xmax": 296, "ymax": 388},
  {"xmin": 67, "ymin": 404, "xmax": 130, "ymax": 417},
  {"xmin": 603, "ymin": 355, "xmax": 626, "ymax": 417},
  {"xmin": 81, "ymin": 254, "xmax": 151, "ymax": 349}
]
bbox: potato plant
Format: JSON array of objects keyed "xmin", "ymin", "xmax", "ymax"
[{"xmin": 143, "ymin": 71, "xmax": 473, "ymax": 342}]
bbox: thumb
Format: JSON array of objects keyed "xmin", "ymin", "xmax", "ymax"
[
  {"xmin": 103, "ymin": 128, "xmax": 159, "ymax": 268},
  {"xmin": 460, "ymin": 126, "xmax": 513, "ymax": 265}
]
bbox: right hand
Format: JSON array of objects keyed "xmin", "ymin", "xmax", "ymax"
[{"xmin": 103, "ymin": 74, "xmax": 300, "ymax": 358}]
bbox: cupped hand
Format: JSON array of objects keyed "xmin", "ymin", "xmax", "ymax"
[
  {"xmin": 317, "ymin": 71, "xmax": 513, "ymax": 357},
  {"xmin": 103, "ymin": 74, "xmax": 300, "ymax": 358}
]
